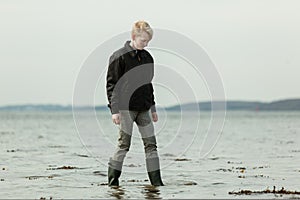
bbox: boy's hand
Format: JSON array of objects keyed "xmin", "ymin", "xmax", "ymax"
[
  {"xmin": 112, "ymin": 113, "xmax": 120, "ymax": 124},
  {"xmin": 151, "ymin": 112, "xmax": 158, "ymax": 122}
]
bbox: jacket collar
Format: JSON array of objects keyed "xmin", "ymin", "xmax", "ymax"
[{"xmin": 124, "ymin": 40, "xmax": 145, "ymax": 58}]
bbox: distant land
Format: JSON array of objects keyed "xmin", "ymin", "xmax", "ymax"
[
  {"xmin": 0, "ymin": 99, "xmax": 300, "ymax": 111},
  {"xmin": 166, "ymin": 99, "xmax": 300, "ymax": 111}
]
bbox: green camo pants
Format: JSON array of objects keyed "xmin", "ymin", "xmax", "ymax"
[{"xmin": 108, "ymin": 110, "xmax": 161, "ymax": 172}]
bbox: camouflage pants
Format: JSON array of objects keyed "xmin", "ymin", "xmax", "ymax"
[{"xmin": 108, "ymin": 110, "xmax": 161, "ymax": 172}]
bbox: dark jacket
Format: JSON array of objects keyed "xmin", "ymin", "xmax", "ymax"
[{"xmin": 106, "ymin": 41, "xmax": 156, "ymax": 114}]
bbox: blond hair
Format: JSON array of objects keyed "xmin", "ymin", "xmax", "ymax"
[{"xmin": 131, "ymin": 20, "xmax": 153, "ymax": 39}]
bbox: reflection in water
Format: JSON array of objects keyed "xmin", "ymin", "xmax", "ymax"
[
  {"xmin": 142, "ymin": 185, "xmax": 162, "ymax": 199},
  {"xmin": 108, "ymin": 186, "xmax": 126, "ymax": 199}
]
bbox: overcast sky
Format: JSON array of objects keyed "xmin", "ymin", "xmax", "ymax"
[{"xmin": 1, "ymin": 0, "xmax": 299, "ymax": 106}]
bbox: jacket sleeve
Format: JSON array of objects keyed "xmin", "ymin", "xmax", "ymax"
[
  {"xmin": 150, "ymin": 83, "xmax": 156, "ymax": 113},
  {"xmin": 106, "ymin": 53, "xmax": 123, "ymax": 114},
  {"xmin": 150, "ymin": 57, "xmax": 156, "ymax": 113}
]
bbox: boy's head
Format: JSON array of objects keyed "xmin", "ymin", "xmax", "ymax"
[{"xmin": 131, "ymin": 21, "xmax": 153, "ymax": 50}]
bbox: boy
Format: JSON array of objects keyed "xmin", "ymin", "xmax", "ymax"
[{"xmin": 106, "ymin": 21, "xmax": 164, "ymax": 186}]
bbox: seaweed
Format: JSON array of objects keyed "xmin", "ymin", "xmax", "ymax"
[
  {"xmin": 46, "ymin": 166, "xmax": 79, "ymax": 170},
  {"xmin": 184, "ymin": 181, "xmax": 197, "ymax": 185},
  {"xmin": 174, "ymin": 158, "xmax": 191, "ymax": 161},
  {"xmin": 229, "ymin": 186, "xmax": 300, "ymax": 195},
  {"xmin": 93, "ymin": 171, "xmax": 106, "ymax": 176},
  {"xmin": 6, "ymin": 149, "xmax": 17, "ymax": 152},
  {"xmin": 25, "ymin": 174, "xmax": 60, "ymax": 180},
  {"xmin": 214, "ymin": 166, "xmax": 246, "ymax": 173},
  {"xmin": 39, "ymin": 197, "xmax": 52, "ymax": 200},
  {"xmin": 75, "ymin": 153, "xmax": 89, "ymax": 158}
]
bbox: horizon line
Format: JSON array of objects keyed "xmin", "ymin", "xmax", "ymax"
[{"xmin": 0, "ymin": 97, "xmax": 300, "ymax": 108}]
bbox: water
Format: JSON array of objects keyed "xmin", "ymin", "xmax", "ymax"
[{"xmin": 0, "ymin": 110, "xmax": 299, "ymax": 199}]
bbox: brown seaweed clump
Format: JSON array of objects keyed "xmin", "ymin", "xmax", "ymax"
[
  {"xmin": 174, "ymin": 158, "xmax": 191, "ymax": 161},
  {"xmin": 229, "ymin": 186, "xmax": 300, "ymax": 195},
  {"xmin": 46, "ymin": 166, "xmax": 79, "ymax": 170},
  {"xmin": 184, "ymin": 181, "xmax": 197, "ymax": 185},
  {"xmin": 39, "ymin": 197, "xmax": 52, "ymax": 200}
]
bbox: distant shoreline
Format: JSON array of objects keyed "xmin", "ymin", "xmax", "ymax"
[{"xmin": 1, "ymin": 98, "xmax": 300, "ymax": 111}]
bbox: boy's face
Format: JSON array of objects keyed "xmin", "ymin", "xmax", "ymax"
[{"xmin": 132, "ymin": 31, "xmax": 151, "ymax": 50}]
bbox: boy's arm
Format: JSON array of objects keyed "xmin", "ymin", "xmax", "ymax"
[
  {"xmin": 150, "ymin": 83, "xmax": 156, "ymax": 113},
  {"xmin": 150, "ymin": 83, "xmax": 158, "ymax": 122},
  {"xmin": 106, "ymin": 53, "xmax": 123, "ymax": 114}
]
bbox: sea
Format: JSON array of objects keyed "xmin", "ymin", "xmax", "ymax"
[{"xmin": 0, "ymin": 110, "xmax": 299, "ymax": 199}]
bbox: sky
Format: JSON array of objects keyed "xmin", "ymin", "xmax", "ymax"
[{"xmin": 0, "ymin": 0, "xmax": 300, "ymax": 106}]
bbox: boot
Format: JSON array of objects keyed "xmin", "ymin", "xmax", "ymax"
[
  {"xmin": 108, "ymin": 167, "xmax": 121, "ymax": 186},
  {"xmin": 147, "ymin": 170, "xmax": 164, "ymax": 186}
]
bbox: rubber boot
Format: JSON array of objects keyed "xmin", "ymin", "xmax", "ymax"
[
  {"xmin": 147, "ymin": 170, "xmax": 164, "ymax": 186},
  {"xmin": 108, "ymin": 167, "xmax": 121, "ymax": 186}
]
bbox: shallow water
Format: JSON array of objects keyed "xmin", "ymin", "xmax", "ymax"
[{"xmin": 0, "ymin": 110, "xmax": 299, "ymax": 199}]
